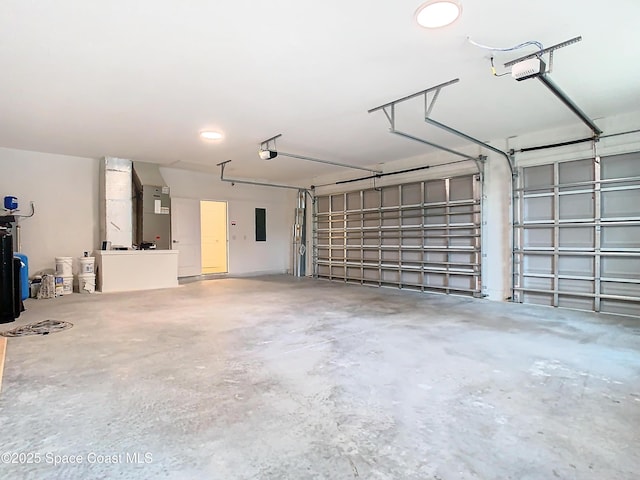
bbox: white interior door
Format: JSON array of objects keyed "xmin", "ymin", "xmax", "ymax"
[{"xmin": 171, "ymin": 198, "xmax": 202, "ymax": 277}]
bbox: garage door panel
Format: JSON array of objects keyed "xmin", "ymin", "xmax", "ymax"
[
  {"xmin": 362, "ymin": 267, "xmax": 378, "ymax": 280},
  {"xmin": 425, "ymin": 207, "xmax": 446, "ymax": 224},
  {"xmin": 363, "ymin": 250, "xmax": 378, "ymax": 261},
  {"xmin": 558, "ymin": 278, "xmax": 594, "ymax": 294},
  {"xmin": 449, "ymin": 176, "xmax": 474, "ymax": 201},
  {"xmin": 315, "ymin": 175, "xmax": 481, "ymax": 295},
  {"xmin": 382, "ymin": 186, "xmax": 399, "ymax": 207},
  {"xmin": 449, "ymin": 275, "xmax": 476, "ymax": 290},
  {"xmin": 524, "ymin": 196, "xmax": 554, "ymax": 222},
  {"xmin": 558, "ymin": 295, "xmax": 595, "ymax": 311},
  {"xmin": 559, "ymin": 159, "xmax": 594, "ymax": 186},
  {"xmin": 559, "ymin": 193, "xmax": 594, "ymax": 220},
  {"xmin": 601, "ymin": 281, "xmax": 640, "ymax": 298},
  {"xmin": 559, "ymin": 227, "xmax": 594, "ymax": 249},
  {"xmin": 346, "ymin": 192, "xmax": 361, "ymax": 210},
  {"xmin": 600, "ymin": 299, "xmax": 640, "ymax": 317},
  {"xmin": 402, "ymin": 236, "xmax": 422, "ymax": 247},
  {"xmin": 381, "ymin": 269, "xmax": 399, "ymax": 283},
  {"xmin": 402, "ymin": 183, "xmax": 422, "ymax": 204},
  {"xmin": 558, "ymin": 256, "xmax": 594, "ymax": 276},
  {"xmin": 425, "ymin": 180, "xmax": 447, "ymax": 203},
  {"xmin": 425, "ymin": 231, "xmax": 447, "ymax": 246},
  {"xmin": 524, "ymin": 228, "xmax": 553, "ymax": 248},
  {"xmin": 363, "ymin": 190, "xmax": 379, "ymax": 209},
  {"xmin": 317, "ymin": 265, "xmax": 330, "ymax": 276},
  {"xmin": 402, "ymin": 210, "xmax": 422, "ymax": 226},
  {"xmin": 523, "ymin": 277, "xmax": 553, "ymax": 290},
  {"xmin": 524, "ymin": 164, "xmax": 554, "ymax": 191},
  {"xmin": 523, "ymin": 292, "xmax": 554, "ymax": 306},
  {"xmin": 450, "ymin": 236, "xmax": 475, "ymax": 247},
  {"xmin": 401, "ymin": 271, "xmax": 421, "ymax": 286},
  {"xmin": 331, "ymin": 195, "xmax": 344, "ymax": 211},
  {"xmin": 317, "ymin": 197, "xmax": 330, "ymax": 213},
  {"xmin": 516, "ymin": 154, "xmax": 640, "ymax": 317},
  {"xmin": 346, "ymin": 249, "xmax": 361, "ymax": 260},
  {"xmin": 601, "ymin": 257, "xmax": 640, "ymax": 280},
  {"xmin": 602, "ymin": 190, "xmax": 640, "ymax": 219},
  {"xmin": 425, "ymin": 252, "xmax": 447, "ymax": 263},
  {"xmin": 449, "ymin": 252, "xmax": 476, "ymax": 265},
  {"xmin": 402, "ymin": 251, "xmax": 422, "ymax": 263},
  {"xmin": 523, "ymin": 255, "xmax": 553, "ymax": 275},
  {"xmin": 601, "ymin": 153, "xmax": 640, "ymax": 179},
  {"xmin": 601, "ymin": 226, "xmax": 640, "ymax": 249},
  {"xmin": 425, "ymin": 273, "xmax": 446, "ymax": 287}
]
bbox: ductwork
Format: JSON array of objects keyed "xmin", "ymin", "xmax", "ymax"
[{"xmin": 132, "ymin": 162, "xmax": 172, "ymax": 250}]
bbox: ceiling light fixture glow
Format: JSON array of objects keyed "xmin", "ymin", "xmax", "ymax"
[
  {"xmin": 415, "ymin": 1, "xmax": 461, "ymax": 29},
  {"xmin": 199, "ymin": 131, "xmax": 223, "ymax": 140}
]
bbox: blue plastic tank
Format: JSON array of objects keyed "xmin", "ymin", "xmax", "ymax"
[{"xmin": 14, "ymin": 253, "xmax": 29, "ymax": 301}]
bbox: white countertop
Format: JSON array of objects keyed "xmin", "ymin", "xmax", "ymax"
[{"xmin": 95, "ymin": 249, "xmax": 179, "ymax": 256}]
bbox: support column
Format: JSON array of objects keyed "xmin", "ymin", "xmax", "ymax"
[{"xmin": 481, "ymin": 146, "xmax": 513, "ymax": 301}]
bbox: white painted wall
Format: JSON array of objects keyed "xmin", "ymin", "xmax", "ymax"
[
  {"xmin": 0, "ymin": 148, "xmax": 296, "ymax": 278},
  {"xmin": 0, "ymin": 147, "xmax": 99, "ymax": 274},
  {"xmin": 159, "ymin": 167, "xmax": 295, "ymax": 276}
]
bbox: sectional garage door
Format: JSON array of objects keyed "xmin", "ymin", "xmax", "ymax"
[
  {"xmin": 313, "ymin": 174, "xmax": 482, "ymax": 296},
  {"xmin": 513, "ymin": 153, "xmax": 640, "ymax": 317}
]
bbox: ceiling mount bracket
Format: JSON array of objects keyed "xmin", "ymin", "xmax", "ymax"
[
  {"xmin": 503, "ymin": 36, "xmax": 583, "ymax": 68},
  {"xmin": 416, "ymin": 79, "xmax": 515, "ymax": 174},
  {"xmin": 260, "ymin": 133, "xmax": 282, "ymax": 152},
  {"xmin": 369, "ymin": 78, "xmax": 503, "ymax": 174}
]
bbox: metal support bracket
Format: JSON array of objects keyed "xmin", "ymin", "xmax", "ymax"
[
  {"xmin": 217, "ymin": 160, "xmax": 308, "ymax": 191},
  {"xmin": 503, "ymin": 36, "xmax": 582, "ymax": 68},
  {"xmin": 424, "ymin": 117, "xmax": 515, "ymax": 174},
  {"xmin": 369, "ymin": 78, "xmax": 514, "ymax": 173},
  {"xmin": 260, "ymin": 133, "xmax": 282, "ymax": 151},
  {"xmin": 475, "ymin": 155, "xmax": 487, "ymax": 176},
  {"xmin": 368, "ymin": 78, "xmax": 482, "ymax": 171}
]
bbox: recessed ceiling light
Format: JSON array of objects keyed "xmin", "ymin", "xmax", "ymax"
[
  {"xmin": 415, "ymin": 1, "xmax": 462, "ymax": 29},
  {"xmin": 200, "ymin": 131, "xmax": 223, "ymax": 140}
]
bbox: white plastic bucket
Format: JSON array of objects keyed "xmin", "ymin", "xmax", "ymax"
[
  {"xmin": 55, "ymin": 257, "xmax": 73, "ymax": 276},
  {"xmin": 79, "ymin": 257, "xmax": 95, "ymax": 274},
  {"xmin": 61, "ymin": 275, "xmax": 73, "ymax": 295},
  {"xmin": 78, "ymin": 273, "xmax": 96, "ymax": 294}
]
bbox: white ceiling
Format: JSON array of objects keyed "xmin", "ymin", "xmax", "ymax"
[{"xmin": 1, "ymin": 0, "xmax": 639, "ymax": 183}]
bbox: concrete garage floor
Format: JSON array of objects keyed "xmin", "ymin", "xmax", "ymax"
[{"xmin": 0, "ymin": 276, "xmax": 638, "ymax": 480}]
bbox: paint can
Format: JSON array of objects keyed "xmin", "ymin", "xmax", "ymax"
[
  {"xmin": 78, "ymin": 273, "xmax": 96, "ymax": 294},
  {"xmin": 55, "ymin": 257, "xmax": 73, "ymax": 276},
  {"xmin": 78, "ymin": 257, "xmax": 95, "ymax": 274}
]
